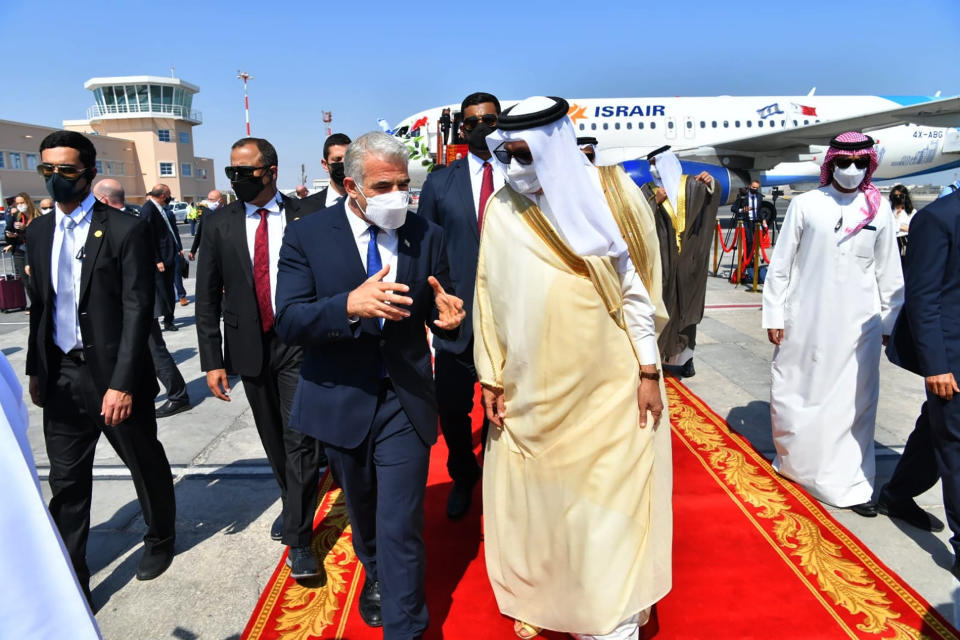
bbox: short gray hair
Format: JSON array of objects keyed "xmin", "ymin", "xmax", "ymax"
[{"xmin": 344, "ymin": 132, "xmax": 409, "ymax": 186}]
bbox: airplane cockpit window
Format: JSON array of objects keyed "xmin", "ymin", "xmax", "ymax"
[{"xmin": 396, "ymin": 126, "xmax": 410, "ymax": 138}]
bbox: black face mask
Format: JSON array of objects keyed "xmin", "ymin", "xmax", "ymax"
[
  {"xmin": 891, "ymin": 194, "xmax": 904, "ymax": 205},
  {"xmin": 45, "ymin": 172, "xmax": 89, "ymax": 203},
  {"xmin": 467, "ymin": 123, "xmax": 495, "ymax": 156},
  {"xmin": 231, "ymin": 172, "xmax": 270, "ymax": 203},
  {"xmin": 328, "ymin": 162, "xmax": 346, "ymax": 188},
  {"xmin": 749, "ymin": 187, "xmax": 759, "ymax": 194}
]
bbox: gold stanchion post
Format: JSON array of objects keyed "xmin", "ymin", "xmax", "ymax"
[{"xmin": 752, "ymin": 226, "xmax": 761, "ymax": 292}]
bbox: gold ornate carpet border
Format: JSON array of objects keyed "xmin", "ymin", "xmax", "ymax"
[
  {"xmin": 242, "ymin": 472, "xmax": 363, "ymax": 640},
  {"xmin": 666, "ymin": 377, "xmax": 958, "ymax": 640}
]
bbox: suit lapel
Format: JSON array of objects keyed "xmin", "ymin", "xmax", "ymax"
[
  {"xmin": 78, "ymin": 203, "xmax": 107, "ymax": 304},
  {"xmin": 396, "ymin": 218, "xmax": 415, "ymax": 289},
  {"xmin": 228, "ymin": 204, "xmax": 255, "ymax": 287},
  {"xmin": 456, "ymin": 160, "xmax": 480, "ymax": 243},
  {"xmin": 331, "ymin": 202, "xmax": 367, "ymax": 279},
  {"xmin": 36, "ymin": 213, "xmax": 56, "ymax": 305}
]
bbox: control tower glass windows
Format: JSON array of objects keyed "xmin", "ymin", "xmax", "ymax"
[
  {"xmin": 136, "ymin": 85, "xmax": 149, "ymax": 112},
  {"xmin": 150, "ymin": 85, "xmax": 162, "ymax": 111}
]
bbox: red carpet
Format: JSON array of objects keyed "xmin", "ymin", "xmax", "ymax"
[{"xmin": 242, "ymin": 380, "xmax": 959, "ymax": 639}]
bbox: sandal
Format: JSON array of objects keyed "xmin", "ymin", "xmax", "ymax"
[{"xmin": 514, "ymin": 619, "xmax": 542, "ymax": 639}]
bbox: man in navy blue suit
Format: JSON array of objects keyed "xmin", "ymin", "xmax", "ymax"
[
  {"xmin": 275, "ymin": 132, "xmax": 465, "ymax": 639},
  {"xmin": 883, "ymin": 189, "xmax": 960, "ymax": 576},
  {"xmin": 417, "ymin": 91, "xmax": 503, "ymax": 520}
]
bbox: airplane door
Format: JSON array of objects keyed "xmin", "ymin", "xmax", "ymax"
[
  {"xmin": 683, "ymin": 116, "xmax": 695, "ymax": 140},
  {"xmin": 666, "ymin": 116, "xmax": 677, "ymax": 140}
]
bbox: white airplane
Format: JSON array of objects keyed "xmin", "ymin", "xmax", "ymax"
[{"xmin": 393, "ymin": 93, "xmax": 960, "ymax": 216}]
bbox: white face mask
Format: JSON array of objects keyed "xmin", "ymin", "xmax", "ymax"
[
  {"xmin": 649, "ymin": 165, "xmax": 660, "ymax": 181},
  {"xmin": 206, "ymin": 200, "xmax": 220, "ymax": 211},
  {"xmin": 506, "ymin": 159, "xmax": 541, "ymax": 194},
  {"xmin": 357, "ymin": 188, "xmax": 409, "ymax": 229},
  {"xmin": 40, "ymin": 208, "xmax": 53, "ymax": 215},
  {"xmin": 16, "ymin": 204, "xmax": 27, "ymax": 213},
  {"xmin": 833, "ymin": 164, "xmax": 866, "ymax": 190}
]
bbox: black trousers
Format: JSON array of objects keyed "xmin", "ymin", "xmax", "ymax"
[
  {"xmin": 886, "ymin": 396, "xmax": 960, "ymax": 555},
  {"xmin": 434, "ymin": 342, "xmax": 483, "ymax": 484},
  {"xmin": 43, "ymin": 352, "xmax": 176, "ymax": 593},
  {"xmin": 148, "ymin": 320, "xmax": 188, "ymax": 402},
  {"xmin": 241, "ymin": 330, "xmax": 322, "ymax": 545},
  {"xmin": 326, "ymin": 383, "xmax": 430, "ymax": 639}
]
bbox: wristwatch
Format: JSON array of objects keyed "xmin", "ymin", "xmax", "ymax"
[{"xmin": 639, "ymin": 370, "xmax": 661, "ymax": 382}]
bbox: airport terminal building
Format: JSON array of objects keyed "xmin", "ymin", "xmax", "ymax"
[{"xmin": 0, "ymin": 75, "xmax": 214, "ymax": 206}]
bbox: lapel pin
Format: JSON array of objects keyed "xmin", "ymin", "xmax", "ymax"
[
  {"xmin": 94, "ymin": 230, "xmax": 103, "ymax": 238},
  {"xmin": 294, "ymin": 217, "xmax": 300, "ymax": 221},
  {"xmin": 403, "ymin": 238, "xmax": 411, "ymax": 247}
]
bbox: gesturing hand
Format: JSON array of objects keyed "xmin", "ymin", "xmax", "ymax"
[
  {"xmin": 428, "ymin": 276, "xmax": 465, "ymax": 330},
  {"xmin": 346, "ymin": 265, "xmax": 413, "ymax": 322},
  {"xmin": 101, "ymin": 389, "xmax": 133, "ymax": 426},
  {"xmin": 694, "ymin": 171, "xmax": 713, "ymax": 186},
  {"xmin": 926, "ymin": 373, "xmax": 960, "ymax": 400},
  {"xmin": 482, "ymin": 386, "xmax": 506, "ymax": 427}
]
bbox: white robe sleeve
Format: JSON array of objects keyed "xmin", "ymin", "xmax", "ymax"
[
  {"xmin": 617, "ymin": 254, "xmax": 658, "ymax": 366},
  {"xmin": 762, "ymin": 198, "xmax": 803, "ymax": 329},
  {"xmin": 874, "ymin": 204, "xmax": 905, "ymax": 335}
]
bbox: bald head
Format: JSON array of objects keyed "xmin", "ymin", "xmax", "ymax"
[
  {"xmin": 94, "ymin": 178, "xmax": 125, "ymax": 209},
  {"xmin": 207, "ymin": 189, "xmax": 224, "ymax": 205},
  {"xmin": 295, "ymin": 185, "xmax": 308, "ymax": 199},
  {"xmin": 149, "ymin": 183, "xmax": 172, "ymax": 204}
]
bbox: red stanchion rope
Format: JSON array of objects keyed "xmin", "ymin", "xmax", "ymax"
[{"xmin": 716, "ymin": 222, "xmax": 738, "ymax": 253}]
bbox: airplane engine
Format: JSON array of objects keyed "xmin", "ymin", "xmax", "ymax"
[{"xmin": 620, "ymin": 159, "xmax": 749, "ymax": 205}]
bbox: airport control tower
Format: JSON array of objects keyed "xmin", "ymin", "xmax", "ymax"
[{"xmin": 63, "ymin": 75, "xmax": 215, "ymax": 202}]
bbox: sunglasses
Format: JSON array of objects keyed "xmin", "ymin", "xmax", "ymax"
[
  {"xmin": 462, "ymin": 114, "xmax": 498, "ymax": 132},
  {"xmin": 224, "ymin": 165, "xmax": 270, "ymax": 181},
  {"xmin": 834, "ymin": 156, "xmax": 870, "ymax": 170},
  {"xmin": 492, "ymin": 142, "xmax": 533, "ymax": 166},
  {"xmin": 36, "ymin": 163, "xmax": 88, "ymax": 180}
]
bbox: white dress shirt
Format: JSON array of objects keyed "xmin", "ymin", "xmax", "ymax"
[
  {"xmin": 467, "ymin": 152, "xmax": 505, "ymax": 219},
  {"xmin": 325, "ymin": 184, "xmax": 345, "ymax": 209},
  {"xmin": 244, "ymin": 194, "xmax": 285, "ymax": 314},
  {"xmin": 51, "ymin": 192, "xmax": 95, "ymax": 353}
]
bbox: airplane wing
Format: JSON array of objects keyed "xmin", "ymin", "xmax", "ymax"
[{"xmin": 682, "ymin": 96, "xmax": 960, "ymax": 156}]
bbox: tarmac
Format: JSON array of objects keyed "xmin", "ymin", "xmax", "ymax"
[{"xmin": 3, "ymin": 205, "xmax": 958, "ymax": 639}]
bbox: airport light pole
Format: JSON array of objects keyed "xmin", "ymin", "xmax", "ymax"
[{"xmin": 237, "ymin": 71, "xmax": 254, "ymax": 136}]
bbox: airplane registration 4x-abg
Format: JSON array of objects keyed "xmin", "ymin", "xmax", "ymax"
[{"xmin": 393, "ymin": 93, "xmax": 960, "ymax": 207}]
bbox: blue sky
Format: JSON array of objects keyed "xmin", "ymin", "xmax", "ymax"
[{"xmin": 2, "ymin": 0, "xmax": 958, "ymax": 189}]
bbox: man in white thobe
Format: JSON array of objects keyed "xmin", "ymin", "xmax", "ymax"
[{"xmin": 762, "ymin": 131, "xmax": 904, "ymax": 515}]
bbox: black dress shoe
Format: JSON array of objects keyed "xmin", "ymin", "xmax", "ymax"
[
  {"xmin": 286, "ymin": 545, "xmax": 324, "ymax": 581},
  {"xmin": 680, "ymin": 358, "xmax": 696, "ymax": 378},
  {"xmin": 163, "ymin": 323, "xmax": 179, "ymax": 331},
  {"xmin": 849, "ymin": 501, "xmax": 878, "ymax": 517},
  {"xmin": 136, "ymin": 546, "xmax": 174, "ymax": 581},
  {"xmin": 358, "ymin": 578, "xmax": 383, "ymax": 628},
  {"xmin": 447, "ymin": 471, "xmax": 480, "ymax": 521},
  {"xmin": 877, "ymin": 494, "xmax": 945, "ymax": 532},
  {"xmin": 271, "ymin": 513, "xmax": 284, "ymax": 541},
  {"xmin": 156, "ymin": 398, "xmax": 190, "ymax": 418}
]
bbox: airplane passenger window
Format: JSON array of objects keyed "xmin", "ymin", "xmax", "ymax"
[
  {"xmin": 603, "ymin": 123, "xmax": 609, "ymax": 130},
  {"xmin": 686, "ymin": 121, "xmax": 692, "ymax": 129},
  {"xmin": 579, "ymin": 123, "xmax": 585, "ymax": 130},
  {"xmin": 723, "ymin": 121, "xmax": 729, "ymax": 128},
  {"xmin": 615, "ymin": 122, "xmax": 620, "ymax": 130},
  {"xmin": 746, "ymin": 121, "xmax": 752, "ymax": 128},
  {"xmin": 768, "ymin": 120, "xmax": 775, "ymax": 127},
  {"xmin": 793, "ymin": 120, "xmax": 798, "ymax": 126},
  {"xmin": 781, "ymin": 119, "xmax": 786, "ymax": 126},
  {"xmin": 758, "ymin": 121, "xmax": 764, "ymax": 127},
  {"xmin": 638, "ymin": 122, "xmax": 644, "ymax": 129},
  {"xmin": 651, "ymin": 122, "xmax": 656, "ymax": 129},
  {"xmin": 591, "ymin": 123, "xmax": 597, "ymax": 130},
  {"xmin": 735, "ymin": 120, "xmax": 740, "ymax": 127},
  {"xmin": 700, "ymin": 121, "xmax": 706, "ymax": 128},
  {"xmin": 626, "ymin": 122, "xmax": 632, "ymax": 129},
  {"xmin": 804, "ymin": 120, "xmax": 809, "ymax": 125},
  {"xmin": 668, "ymin": 121, "xmax": 674, "ymax": 129},
  {"xmin": 712, "ymin": 121, "xmax": 717, "ymax": 128}
]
